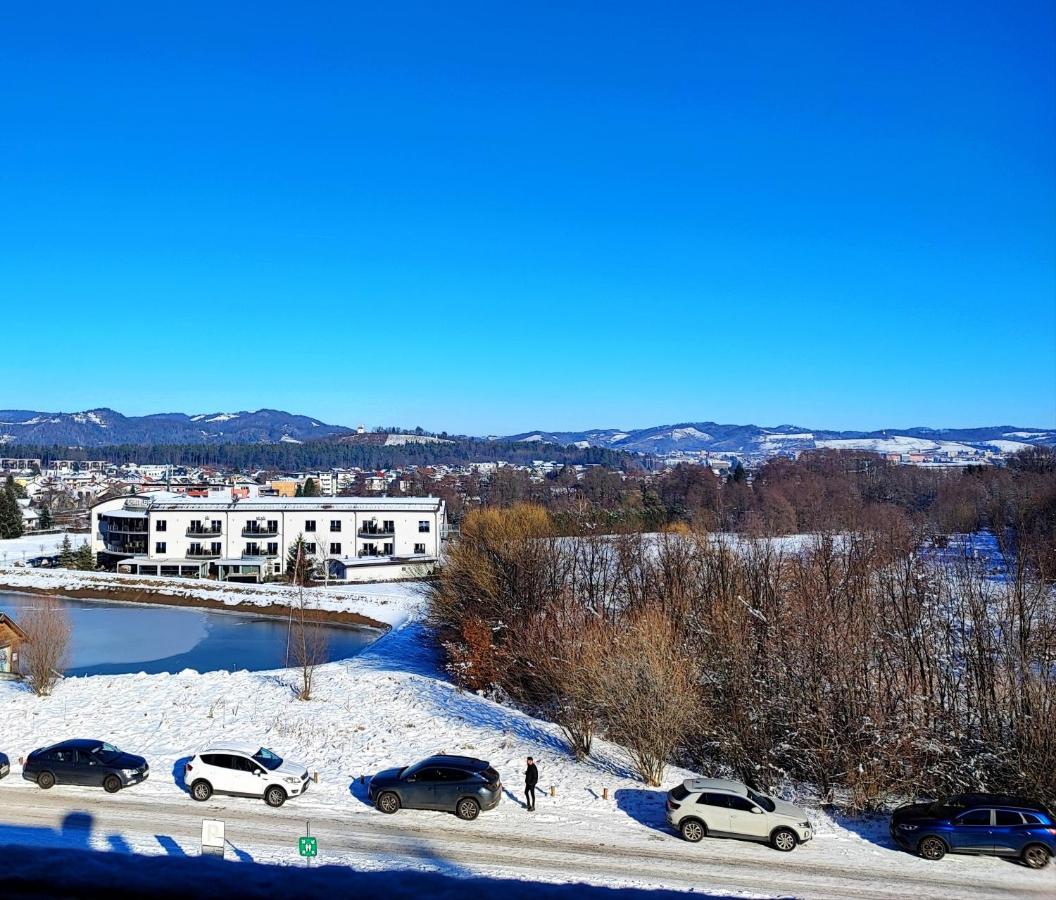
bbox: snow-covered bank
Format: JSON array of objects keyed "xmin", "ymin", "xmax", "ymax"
[
  {"xmin": 0, "ymin": 565, "xmax": 424, "ymax": 628},
  {"xmin": 0, "ymin": 618, "xmax": 1048, "ymax": 897}
]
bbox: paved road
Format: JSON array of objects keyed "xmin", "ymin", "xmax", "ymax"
[{"xmin": 0, "ymin": 784, "xmax": 1051, "ymax": 900}]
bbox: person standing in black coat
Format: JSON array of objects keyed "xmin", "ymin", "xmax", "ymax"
[{"xmin": 524, "ymin": 756, "xmax": 539, "ymax": 811}]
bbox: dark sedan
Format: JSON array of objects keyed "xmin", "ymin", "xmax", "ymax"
[
  {"xmin": 891, "ymin": 793, "xmax": 1055, "ymax": 869},
  {"xmin": 0, "ymin": 751, "xmax": 9, "ymax": 780},
  {"xmin": 22, "ymin": 739, "xmax": 149, "ymax": 793},
  {"xmin": 368, "ymin": 754, "xmax": 502, "ymax": 820}
]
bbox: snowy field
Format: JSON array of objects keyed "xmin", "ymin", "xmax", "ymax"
[
  {"xmin": 0, "ymin": 530, "xmax": 87, "ymax": 562},
  {"xmin": 0, "ymin": 611, "xmax": 1049, "ymax": 897}
]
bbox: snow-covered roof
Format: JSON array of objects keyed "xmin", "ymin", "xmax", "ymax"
[{"xmin": 146, "ymin": 496, "xmax": 444, "ymax": 513}]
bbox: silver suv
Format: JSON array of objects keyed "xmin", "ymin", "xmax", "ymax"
[{"xmin": 666, "ymin": 777, "xmax": 813, "ymax": 851}]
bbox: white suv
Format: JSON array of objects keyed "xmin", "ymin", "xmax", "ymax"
[
  {"xmin": 185, "ymin": 744, "xmax": 310, "ymax": 808},
  {"xmin": 666, "ymin": 777, "xmax": 813, "ymax": 851}
]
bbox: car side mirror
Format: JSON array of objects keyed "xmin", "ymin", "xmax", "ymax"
[
  {"xmin": 750, "ymin": 807, "xmax": 763, "ymax": 814},
  {"xmin": 255, "ymin": 769, "xmax": 265, "ymax": 777},
  {"xmin": 407, "ymin": 775, "xmax": 416, "ymax": 782}
]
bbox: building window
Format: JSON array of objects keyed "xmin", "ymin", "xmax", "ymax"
[
  {"xmin": 155, "ymin": 541, "xmax": 167, "ymax": 554},
  {"xmin": 330, "ymin": 520, "xmax": 341, "ymax": 532},
  {"xmin": 267, "ymin": 542, "xmax": 278, "ymax": 556},
  {"xmin": 211, "ymin": 542, "xmax": 222, "ymax": 555},
  {"xmin": 414, "ymin": 543, "xmax": 426, "ymax": 555},
  {"xmin": 305, "ymin": 542, "xmax": 316, "ymax": 555},
  {"xmin": 305, "ymin": 520, "xmax": 316, "ymax": 532},
  {"xmin": 418, "ymin": 520, "xmax": 430, "ymax": 532},
  {"xmin": 383, "ymin": 542, "xmax": 394, "ymax": 555},
  {"xmin": 156, "ymin": 520, "xmax": 167, "ymax": 532},
  {"xmin": 211, "ymin": 519, "xmax": 222, "ymax": 532},
  {"xmin": 329, "ymin": 542, "xmax": 341, "ymax": 555}
]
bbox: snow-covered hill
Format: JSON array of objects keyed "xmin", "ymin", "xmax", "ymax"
[
  {"xmin": 505, "ymin": 423, "xmax": 1056, "ymax": 457},
  {"xmin": 0, "ymin": 408, "xmax": 351, "ymax": 446}
]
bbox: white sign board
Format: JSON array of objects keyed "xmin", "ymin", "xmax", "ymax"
[{"xmin": 201, "ymin": 819, "xmax": 225, "ymax": 858}]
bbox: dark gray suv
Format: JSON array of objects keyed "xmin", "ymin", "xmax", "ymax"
[{"xmin": 368, "ymin": 755, "xmax": 502, "ymax": 820}]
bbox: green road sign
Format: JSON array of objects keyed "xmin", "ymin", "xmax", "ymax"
[{"xmin": 298, "ymin": 836, "xmax": 318, "ymax": 858}]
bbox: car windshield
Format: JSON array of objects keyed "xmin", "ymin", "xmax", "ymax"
[
  {"xmin": 93, "ymin": 742, "xmax": 121, "ymax": 762},
  {"xmin": 746, "ymin": 787, "xmax": 776, "ymax": 812},
  {"xmin": 253, "ymin": 747, "xmax": 283, "ymax": 770}
]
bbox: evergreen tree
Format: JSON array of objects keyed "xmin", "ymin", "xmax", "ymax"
[
  {"xmin": 730, "ymin": 462, "xmax": 747, "ymax": 484},
  {"xmin": 37, "ymin": 506, "xmax": 53, "ymax": 530},
  {"xmin": 74, "ymin": 542, "xmax": 95, "ymax": 570},
  {"xmin": 58, "ymin": 534, "xmax": 75, "ymax": 568},
  {"xmin": 302, "ymin": 477, "xmax": 321, "ymax": 497},
  {"xmin": 285, "ymin": 533, "xmax": 312, "ymax": 585},
  {"xmin": 0, "ymin": 484, "xmax": 24, "ymax": 539},
  {"xmin": 5, "ymin": 475, "xmax": 27, "ymax": 499}
]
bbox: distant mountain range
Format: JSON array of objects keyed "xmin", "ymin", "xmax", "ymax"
[
  {"xmin": 0, "ymin": 408, "xmax": 1053, "ymax": 458},
  {"xmin": 0, "ymin": 408, "xmax": 352, "ymax": 446},
  {"xmin": 504, "ymin": 423, "xmax": 1056, "ymax": 457}
]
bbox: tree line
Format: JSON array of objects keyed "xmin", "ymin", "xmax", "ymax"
[
  {"xmin": 1, "ymin": 438, "xmax": 644, "ymax": 473},
  {"xmin": 426, "ymin": 504, "xmax": 1056, "ymax": 808}
]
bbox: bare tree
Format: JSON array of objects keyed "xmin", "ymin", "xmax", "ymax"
[
  {"xmin": 20, "ymin": 600, "xmax": 72, "ymax": 696},
  {"xmin": 288, "ymin": 589, "xmax": 329, "ymax": 701},
  {"xmin": 594, "ymin": 608, "xmax": 699, "ymax": 786}
]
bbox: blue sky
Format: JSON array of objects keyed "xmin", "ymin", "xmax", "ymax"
[{"xmin": 1, "ymin": 2, "xmax": 1053, "ymax": 434}]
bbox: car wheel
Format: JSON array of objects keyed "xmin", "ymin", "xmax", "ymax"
[
  {"xmin": 680, "ymin": 819, "xmax": 706, "ymax": 843},
  {"xmin": 1022, "ymin": 844, "xmax": 1051, "ymax": 870},
  {"xmin": 918, "ymin": 836, "xmax": 946, "ymax": 861},
  {"xmin": 103, "ymin": 775, "xmax": 122, "ymax": 794},
  {"xmin": 377, "ymin": 791, "xmax": 400, "ymax": 814},
  {"xmin": 264, "ymin": 786, "xmax": 287, "ymax": 808},
  {"xmin": 456, "ymin": 798, "xmax": 480, "ymax": 821},
  {"xmin": 37, "ymin": 771, "xmax": 56, "ymax": 790},
  {"xmin": 191, "ymin": 780, "xmax": 213, "ymax": 802},
  {"xmin": 771, "ymin": 828, "xmax": 798, "ymax": 852}
]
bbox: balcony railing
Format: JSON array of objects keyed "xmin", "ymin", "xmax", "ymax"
[
  {"xmin": 241, "ymin": 526, "xmax": 278, "ymax": 537},
  {"xmin": 241, "ymin": 551, "xmax": 276, "ymax": 560},
  {"xmin": 186, "ymin": 549, "xmax": 221, "ymax": 559},
  {"xmin": 186, "ymin": 527, "xmax": 222, "ymax": 537},
  {"xmin": 357, "ymin": 528, "xmax": 395, "ymax": 538}
]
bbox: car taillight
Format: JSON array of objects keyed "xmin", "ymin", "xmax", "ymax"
[
  {"xmin": 667, "ymin": 798, "xmax": 680, "ymax": 810},
  {"xmin": 185, "ymin": 763, "xmax": 192, "ymax": 772}
]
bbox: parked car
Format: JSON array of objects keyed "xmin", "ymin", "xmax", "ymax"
[
  {"xmin": 368, "ymin": 755, "xmax": 502, "ymax": 820},
  {"xmin": 0, "ymin": 751, "xmax": 9, "ymax": 780},
  {"xmin": 666, "ymin": 777, "xmax": 813, "ymax": 851},
  {"xmin": 185, "ymin": 744, "xmax": 310, "ymax": 808},
  {"xmin": 22, "ymin": 739, "xmax": 148, "ymax": 793},
  {"xmin": 890, "ymin": 794, "xmax": 1055, "ymax": 869}
]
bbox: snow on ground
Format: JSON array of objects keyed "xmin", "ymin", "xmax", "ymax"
[
  {"xmin": 0, "ymin": 609, "xmax": 1049, "ymax": 896},
  {"xmin": 815, "ymin": 436, "xmax": 979, "ymax": 454},
  {"xmin": 0, "ymin": 531, "xmax": 88, "ymax": 562},
  {"xmin": 0, "ymin": 562, "xmax": 425, "ymax": 628}
]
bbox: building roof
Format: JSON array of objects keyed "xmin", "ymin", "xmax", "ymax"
[
  {"xmin": 145, "ymin": 496, "xmax": 444, "ymax": 513},
  {"xmin": 0, "ymin": 613, "xmax": 29, "ymax": 643}
]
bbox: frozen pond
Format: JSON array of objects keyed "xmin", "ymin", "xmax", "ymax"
[{"xmin": 0, "ymin": 592, "xmax": 379, "ymax": 676}]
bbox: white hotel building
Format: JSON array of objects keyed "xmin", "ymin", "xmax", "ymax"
[{"xmin": 91, "ymin": 493, "xmax": 446, "ymax": 582}]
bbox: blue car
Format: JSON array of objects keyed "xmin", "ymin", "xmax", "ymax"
[
  {"xmin": 0, "ymin": 751, "xmax": 9, "ymax": 780},
  {"xmin": 891, "ymin": 794, "xmax": 1055, "ymax": 869}
]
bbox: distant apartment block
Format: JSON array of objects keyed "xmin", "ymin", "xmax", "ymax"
[
  {"xmin": 0, "ymin": 458, "xmax": 42, "ymax": 472},
  {"xmin": 91, "ymin": 494, "xmax": 445, "ymax": 583}
]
